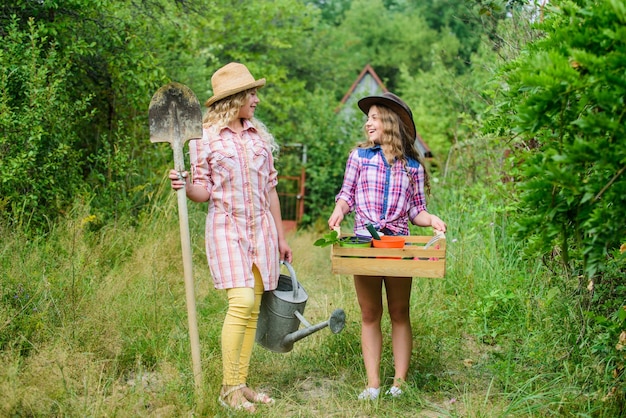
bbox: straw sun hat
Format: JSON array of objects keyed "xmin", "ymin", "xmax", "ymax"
[
  {"xmin": 204, "ymin": 62, "xmax": 266, "ymax": 107},
  {"xmin": 357, "ymin": 92, "xmax": 417, "ymax": 140}
]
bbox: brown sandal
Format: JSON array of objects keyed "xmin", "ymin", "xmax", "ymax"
[
  {"xmin": 218, "ymin": 384, "xmax": 256, "ymax": 413},
  {"xmin": 242, "ymin": 385, "xmax": 275, "ymax": 404}
]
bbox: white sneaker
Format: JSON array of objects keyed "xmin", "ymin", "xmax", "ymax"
[
  {"xmin": 385, "ymin": 385, "xmax": 403, "ymax": 397},
  {"xmin": 358, "ymin": 387, "xmax": 380, "ymax": 400}
]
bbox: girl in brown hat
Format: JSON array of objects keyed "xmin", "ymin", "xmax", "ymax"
[
  {"xmin": 328, "ymin": 92, "xmax": 446, "ymax": 400},
  {"xmin": 170, "ymin": 62, "xmax": 292, "ymax": 412}
]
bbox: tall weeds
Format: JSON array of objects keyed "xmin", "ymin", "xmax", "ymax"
[{"xmin": 1, "ymin": 159, "xmax": 624, "ymax": 416}]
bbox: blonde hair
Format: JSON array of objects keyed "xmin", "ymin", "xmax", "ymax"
[
  {"xmin": 202, "ymin": 88, "xmax": 279, "ymax": 154},
  {"xmin": 358, "ymin": 104, "xmax": 430, "ymax": 193}
]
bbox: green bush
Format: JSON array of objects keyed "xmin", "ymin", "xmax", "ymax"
[
  {"xmin": 0, "ymin": 18, "xmax": 93, "ymax": 229},
  {"xmin": 484, "ymin": 2, "xmax": 626, "ymax": 412},
  {"xmin": 491, "ymin": 0, "xmax": 626, "ymax": 278}
]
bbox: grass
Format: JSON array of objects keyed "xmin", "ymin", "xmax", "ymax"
[{"xmin": 1, "ymin": 185, "xmax": 624, "ymax": 417}]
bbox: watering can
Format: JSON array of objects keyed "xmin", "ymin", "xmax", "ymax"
[{"xmin": 255, "ymin": 261, "xmax": 346, "ymax": 353}]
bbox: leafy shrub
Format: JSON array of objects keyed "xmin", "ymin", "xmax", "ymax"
[
  {"xmin": 490, "ymin": 0, "xmax": 626, "ymax": 279},
  {"xmin": 484, "ymin": 1, "xmax": 626, "ymax": 412},
  {"xmin": 0, "ymin": 18, "xmax": 93, "ymax": 229}
]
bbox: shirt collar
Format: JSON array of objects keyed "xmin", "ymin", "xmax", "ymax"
[
  {"xmin": 370, "ymin": 144, "xmax": 398, "ymax": 164},
  {"xmin": 221, "ymin": 119, "xmax": 257, "ymax": 135},
  {"xmin": 242, "ymin": 119, "xmax": 256, "ymax": 132}
]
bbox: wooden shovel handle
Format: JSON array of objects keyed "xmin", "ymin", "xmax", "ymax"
[{"xmin": 173, "ymin": 141, "xmax": 203, "ymax": 392}]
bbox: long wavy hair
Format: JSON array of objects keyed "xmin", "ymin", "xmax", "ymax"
[
  {"xmin": 357, "ymin": 104, "xmax": 430, "ymax": 193},
  {"xmin": 202, "ymin": 88, "xmax": 279, "ymax": 155}
]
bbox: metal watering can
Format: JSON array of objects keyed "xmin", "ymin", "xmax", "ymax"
[{"xmin": 255, "ymin": 261, "xmax": 346, "ymax": 353}]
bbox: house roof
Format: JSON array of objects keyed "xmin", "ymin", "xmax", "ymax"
[
  {"xmin": 338, "ymin": 64, "xmax": 387, "ymax": 106},
  {"xmin": 336, "ymin": 64, "xmax": 432, "ymax": 158}
]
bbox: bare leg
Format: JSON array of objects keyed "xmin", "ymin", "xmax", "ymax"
[
  {"xmin": 354, "ymin": 275, "xmax": 384, "ymax": 389},
  {"xmin": 384, "ymin": 276, "xmax": 413, "ymax": 386}
]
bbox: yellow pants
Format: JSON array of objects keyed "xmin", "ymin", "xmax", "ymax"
[{"xmin": 222, "ymin": 265, "xmax": 264, "ymax": 386}]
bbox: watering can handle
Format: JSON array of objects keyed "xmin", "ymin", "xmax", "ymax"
[{"xmin": 280, "ymin": 260, "xmax": 299, "ymax": 299}]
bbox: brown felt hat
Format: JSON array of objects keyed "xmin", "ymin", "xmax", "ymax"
[
  {"xmin": 204, "ymin": 62, "xmax": 266, "ymax": 107},
  {"xmin": 358, "ymin": 92, "xmax": 416, "ymax": 140}
]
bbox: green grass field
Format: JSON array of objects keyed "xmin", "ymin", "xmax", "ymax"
[{"xmin": 1, "ymin": 185, "xmax": 622, "ymax": 417}]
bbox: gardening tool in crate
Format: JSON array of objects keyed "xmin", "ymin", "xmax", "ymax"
[{"xmin": 256, "ymin": 261, "xmax": 346, "ymax": 353}]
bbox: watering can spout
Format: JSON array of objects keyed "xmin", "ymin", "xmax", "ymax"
[{"xmin": 282, "ymin": 309, "xmax": 346, "ymax": 347}]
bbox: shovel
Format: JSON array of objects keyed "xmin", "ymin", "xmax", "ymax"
[{"xmin": 149, "ymin": 82, "xmax": 203, "ymax": 392}]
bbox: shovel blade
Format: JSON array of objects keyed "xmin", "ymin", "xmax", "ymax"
[{"xmin": 149, "ymin": 82, "xmax": 202, "ymax": 145}]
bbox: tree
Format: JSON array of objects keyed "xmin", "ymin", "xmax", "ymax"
[{"xmin": 0, "ymin": 1, "xmax": 189, "ymax": 228}]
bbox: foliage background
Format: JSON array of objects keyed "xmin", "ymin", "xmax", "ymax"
[
  {"xmin": 1, "ymin": 0, "xmax": 498, "ymax": 229},
  {"xmin": 1, "ymin": 0, "xmax": 625, "ymax": 416}
]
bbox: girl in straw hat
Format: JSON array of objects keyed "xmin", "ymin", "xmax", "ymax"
[
  {"xmin": 328, "ymin": 92, "xmax": 446, "ymax": 400},
  {"xmin": 170, "ymin": 62, "xmax": 292, "ymax": 413}
]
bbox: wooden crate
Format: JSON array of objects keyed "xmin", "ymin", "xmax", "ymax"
[{"xmin": 330, "ymin": 234, "xmax": 446, "ymax": 278}]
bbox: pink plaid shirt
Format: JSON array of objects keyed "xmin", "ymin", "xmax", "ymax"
[
  {"xmin": 335, "ymin": 146, "xmax": 427, "ymax": 235},
  {"xmin": 189, "ymin": 120, "xmax": 280, "ymax": 290}
]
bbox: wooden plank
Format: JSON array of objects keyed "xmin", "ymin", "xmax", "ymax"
[
  {"xmin": 330, "ymin": 234, "xmax": 447, "ymax": 278},
  {"xmin": 331, "ymin": 257, "xmax": 446, "ymax": 278},
  {"xmin": 332, "ymin": 246, "xmax": 445, "ymax": 258}
]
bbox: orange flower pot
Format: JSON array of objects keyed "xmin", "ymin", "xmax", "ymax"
[
  {"xmin": 372, "ymin": 236, "xmax": 406, "ymax": 259},
  {"xmin": 371, "ymin": 236, "xmax": 406, "ymax": 248}
]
